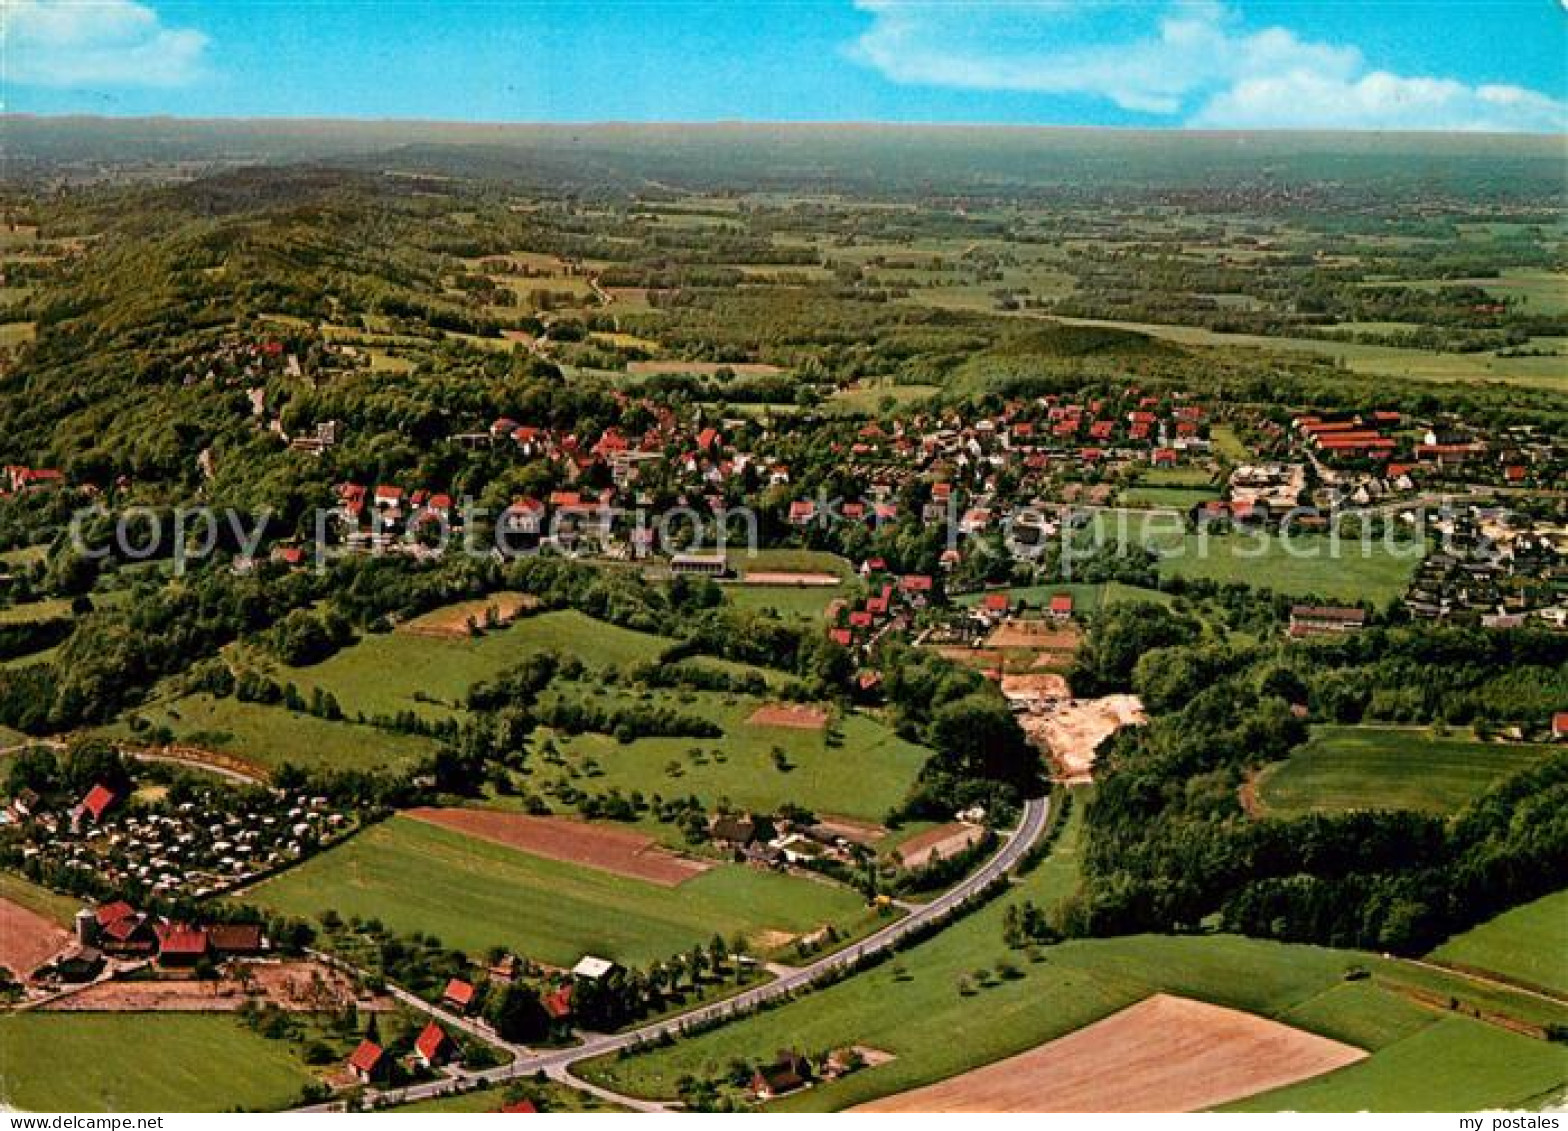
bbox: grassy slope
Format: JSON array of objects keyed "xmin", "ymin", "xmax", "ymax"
[
  {"xmin": 1156, "ymin": 535, "xmax": 1421, "ymax": 604},
  {"xmin": 0, "ymin": 1014, "xmax": 315, "ymax": 1113},
  {"xmin": 1223, "ymin": 1018, "xmax": 1568, "ymax": 1112},
  {"xmin": 1429, "ymin": 890, "xmax": 1568, "ymax": 996},
  {"xmin": 582, "ymin": 793, "xmax": 1568, "ymax": 1111},
  {"xmin": 248, "ymin": 815, "xmax": 868, "ymax": 967},
  {"xmin": 268, "ymin": 610, "xmax": 672, "ymax": 721},
  {"xmin": 536, "ymin": 702, "xmax": 929, "ymax": 825},
  {"xmin": 1257, "ymin": 727, "xmax": 1556, "ymax": 816},
  {"xmin": 109, "ymin": 693, "xmax": 440, "ymax": 775},
  {"xmin": 0, "ymin": 870, "xmax": 81, "ymax": 927}
]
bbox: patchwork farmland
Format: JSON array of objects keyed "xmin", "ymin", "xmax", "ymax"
[{"xmin": 248, "ymin": 814, "xmax": 872, "ymax": 967}]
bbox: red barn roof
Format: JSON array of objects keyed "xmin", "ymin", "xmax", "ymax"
[
  {"xmin": 1050, "ymin": 594, "xmax": 1074, "ymax": 614},
  {"xmin": 96, "ymin": 900, "xmax": 136, "ymax": 928}
]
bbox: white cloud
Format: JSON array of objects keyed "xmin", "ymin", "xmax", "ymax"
[
  {"xmin": 2, "ymin": 0, "xmax": 209, "ymax": 87},
  {"xmin": 849, "ymin": 0, "xmax": 1566, "ymax": 131},
  {"xmin": 1192, "ymin": 72, "xmax": 1568, "ymax": 132}
]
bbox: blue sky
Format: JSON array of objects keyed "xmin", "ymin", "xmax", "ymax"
[{"xmin": 5, "ymin": 1, "xmax": 1566, "ymax": 130}]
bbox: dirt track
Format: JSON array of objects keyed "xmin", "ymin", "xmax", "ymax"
[
  {"xmin": 406, "ymin": 808, "xmax": 711, "ymax": 887},
  {"xmin": 854, "ymin": 994, "xmax": 1366, "ymax": 1113}
]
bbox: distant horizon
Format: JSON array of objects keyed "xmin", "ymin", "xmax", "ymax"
[{"xmin": 7, "ymin": 112, "xmax": 1566, "ymax": 140}]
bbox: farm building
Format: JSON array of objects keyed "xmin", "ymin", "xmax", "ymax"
[
  {"xmin": 751, "ymin": 1051, "xmax": 812, "ymax": 1099},
  {"xmin": 1289, "ymin": 606, "xmax": 1367, "ymax": 637}
]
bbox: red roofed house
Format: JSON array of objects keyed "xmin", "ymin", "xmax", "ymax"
[
  {"xmin": 1553, "ymin": 712, "xmax": 1568, "ymax": 741},
  {"xmin": 412, "ymin": 1021, "xmax": 454, "ymax": 1069},
  {"xmin": 981, "ymin": 592, "xmax": 1010, "ymax": 615},
  {"xmin": 828, "ymin": 628, "xmax": 853, "ymax": 648},
  {"xmin": 348, "ymin": 1040, "xmax": 389, "ymax": 1084},
  {"xmin": 442, "ymin": 978, "xmax": 477, "ymax": 1014},
  {"xmin": 72, "ymin": 784, "xmax": 119, "ymax": 831},
  {"xmin": 1049, "ymin": 593, "xmax": 1074, "ymax": 620},
  {"xmin": 154, "ymin": 923, "xmax": 210, "ymax": 967},
  {"xmin": 542, "ymin": 984, "xmax": 574, "ymax": 1023}
]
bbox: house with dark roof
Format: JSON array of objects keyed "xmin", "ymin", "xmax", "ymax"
[{"xmin": 750, "ymin": 1051, "xmax": 812, "ymax": 1100}]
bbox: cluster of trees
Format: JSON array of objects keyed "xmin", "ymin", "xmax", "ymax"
[
  {"xmin": 878, "ymin": 642, "xmax": 1043, "ymax": 820},
  {"xmin": 1057, "ymin": 601, "xmax": 1568, "ymax": 954}
]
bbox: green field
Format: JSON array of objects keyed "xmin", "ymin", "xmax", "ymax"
[
  {"xmin": 1156, "ymin": 534, "xmax": 1421, "ymax": 603},
  {"xmin": 386, "ymin": 1083, "xmax": 621, "ymax": 1113},
  {"xmin": 109, "ymin": 693, "xmax": 441, "ymax": 775},
  {"xmin": 1120, "ymin": 485, "xmax": 1222, "ymax": 508},
  {"xmin": 0, "ymin": 598, "xmax": 72, "ymax": 626},
  {"xmin": 0, "ymin": 869, "xmax": 81, "ymax": 926},
  {"xmin": 1047, "ymin": 315, "xmax": 1568, "ymax": 392},
  {"xmin": 258, "ymin": 610, "xmax": 671, "ymax": 721},
  {"xmin": 0, "ymin": 1014, "xmax": 316, "ymax": 1112},
  {"xmin": 724, "ymin": 583, "xmax": 844, "ymax": 621},
  {"xmin": 954, "ymin": 581, "xmax": 1172, "ymax": 615},
  {"xmin": 1223, "ymin": 1017, "xmax": 1568, "ymax": 1112},
  {"xmin": 249, "ymin": 815, "xmax": 870, "ymax": 967},
  {"xmin": 728, "ymin": 548, "xmax": 854, "ymax": 579},
  {"xmin": 582, "ymin": 792, "xmax": 1568, "ymax": 1111},
  {"xmin": 1430, "ymin": 891, "xmax": 1568, "ymax": 996},
  {"xmin": 531, "ymin": 698, "xmax": 928, "ymax": 825},
  {"xmin": 1256, "ymin": 727, "xmax": 1556, "ymax": 816}
]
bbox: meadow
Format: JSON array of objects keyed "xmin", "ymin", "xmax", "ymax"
[
  {"xmin": 1255, "ymin": 727, "xmax": 1556, "ymax": 816},
  {"xmin": 255, "ymin": 610, "xmax": 672, "ymax": 722},
  {"xmin": 581, "ymin": 793, "xmax": 1568, "ymax": 1112},
  {"xmin": 108, "ymin": 693, "xmax": 441, "ymax": 776},
  {"xmin": 1154, "ymin": 533, "xmax": 1421, "ymax": 604},
  {"xmin": 1429, "ymin": 891, "xmax": 1568, "ymax": 997},
  {"xmin": 1047, "ymin": 315, "xmax": 1568, "ymax": 392},
  {"xmin": 248, "ymin": 815, "xmax": 870, "ymax": 967},
  {"xmin": 528, "ymin": 694, "xmax": 929, "ymax": 825},
  {"xmin": 0, "ymin": 1014, "xmax": 315, "ymax": 1112}
]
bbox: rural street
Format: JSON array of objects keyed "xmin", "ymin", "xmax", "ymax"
[{"xmin": 305, "ymin": 793, "xmax": 1053, "ymax": 1111}]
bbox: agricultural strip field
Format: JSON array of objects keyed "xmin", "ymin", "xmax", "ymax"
[
  {"xmin": 1429, "ymin": 891, "xmax": 1568, "ymax": 997},
  {"xmin": 1255, "ymin": 727, "xmax": 1557, "ymax": 816},
  {"xmin": 0, "ymin": 1013, "xmax": 316, "ymax": 1112},
  {"xmin": 855, "ymin": 994, "xmax": 1366, "ymax": 1113},
  {"xmin": 107, "ymin": 693, "xmax": 440, "ymax": 776},
  {"xmin": 247, "ymin": 815, "xmax": 870, "ymax": 967},
  {"xmin": 404, "ymin": 808, "xmax": 711, "ymax": 886},
  {"xmin": 581, "ymin": 793, "xmax": 1568, "ymax": 1111}
]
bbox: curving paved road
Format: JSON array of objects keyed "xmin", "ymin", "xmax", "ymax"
[{"xmin": 328, "ymin": 794, "xmax": 1051, "ymax": 1111}]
